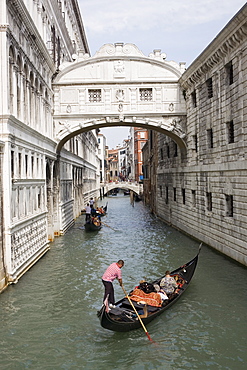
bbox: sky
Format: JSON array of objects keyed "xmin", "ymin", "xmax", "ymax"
[{"xmin": 78, "ymin": 0, "xmax": 245, "ymax": 148}]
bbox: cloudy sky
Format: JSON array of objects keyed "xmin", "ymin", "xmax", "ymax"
[{"xmin": 78, "ymin": 0, "xmax": 245, "ymax": 148}]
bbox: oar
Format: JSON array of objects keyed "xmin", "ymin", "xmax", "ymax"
[
  {"xmin": 101, "ymin": 221, "xmax": 117, "ymax": 231},
  {"xmin": 121, "ymin": 285, "xmax": 153, "ymax": 343}
]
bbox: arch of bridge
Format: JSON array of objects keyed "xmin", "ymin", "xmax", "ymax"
[
  {"xmin": 53, "ymin": 43, "xmax": 187, "ymax": 154},
  {"xmin": 102, "ymin": 181, "xmax": 142, "ymax": 195}
]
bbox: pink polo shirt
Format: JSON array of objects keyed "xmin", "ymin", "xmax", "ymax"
[{"xmin": 102, "ymin": 263, "xmax": 122, "ymax": 282}]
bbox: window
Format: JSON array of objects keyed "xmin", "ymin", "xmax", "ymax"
[
  {"xmin": 207, "ymin": 128, "xmax": 213, "ymax": 148},
  {"xmin": 167, "ymin": 144, "xmax": 170, "ymax": 158},
  {"xmin": 206, "ymin": 192, "xmax": 212, "ymax": 211},
  {"xmin": 225, "ymin": 194, "xmax": 233, "ymax": 217},
  {"xmin": 225, "ymin": 61, "xmax": 233, "ymax": 85},
  {"xmin": 182, "ymin": 188, "xmax": 186, "ymax": 205},
  {"xmin": 88, "ymin": 89, "xmax": 101, "ymax": 102},
  {"xmin": 160, "ymin": 185, "xmax": 162, "ymax": 198},
  {"xmin": 25, "ymin": 154, "xmax": 28, "ymax": 177},
  {"xmin": 173, "ymin": 188, "xmax": 176, "ymax": 202},
  {"xmin": 206, "ymin": 78, "xmax": 213, "ymax": 98},
  {"xmin": 11, "ymin": 151, "xmax": 14, "ymax": 178},
  {"xmin": 165, "ymin": 186, "xmax": 169, "ymax": 204},
  {"xmin": 193, "ymin": 134, "xmax": 198, "ymax": 153},
  {"xmin": 173, "ymin": 142, "xmax": 178, "ymax": 157},
  {"xmin": 192, "ymin": 190, "xmax": 196, "ymax": 207},
  {"xmin": 18, "ymin": 153, "xmax": 22, "ymax": 177},
  {"xmin": 227, "ymin": 120, "xmax": 234, "ymax": 144},
  {"xmin": 160, "ymin": 148, "xmax": 163, "ymax": 160},
  {"xmin": 191, "ymin": 90, "xmax": 197, "ymax": 108},
  {"xmin": 139, "ymin": 88, "xmax": 152, "ymax": 101}
]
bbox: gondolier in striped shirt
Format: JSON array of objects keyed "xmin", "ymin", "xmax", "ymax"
[{"xmin": 102, "ymin": 260, "xmax": 124, "ymax": 308}]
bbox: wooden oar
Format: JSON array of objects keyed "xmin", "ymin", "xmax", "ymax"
[
  {"xmin": 121, "ymin": 285, "xmax": 153, "ymax": 342},
  {"xmin": 101, "ymin": 221, "xmax": 117, "ymax": 231}
]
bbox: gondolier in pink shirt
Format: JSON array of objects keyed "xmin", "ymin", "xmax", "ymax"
[{"xmin": 102, "ymin": 260, "xmax": 124, "ymax": 307}]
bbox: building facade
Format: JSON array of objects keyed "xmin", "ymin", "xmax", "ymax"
[
  {"xmin": 0, "ymin": 0, "xmax": 99, "ymax": 290},
  {"xmin": 144, "ymin": 4, "xmax": 247, "ymax": 265},
  {"xmin": 134, "ymin": 127, "xmax": 148, "ymax": 182}
]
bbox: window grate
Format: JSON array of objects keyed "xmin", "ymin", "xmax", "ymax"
[
  {"xmin": 88, "ymin": 89, "xmax": 102, "ymax": 102},
  {"xmin": 206, "ymin": 78, "xmax": 213, "ymax": 98},
  {"xmin": 139, "ymin": 88, "xmax": 152, "ymax": 101}
]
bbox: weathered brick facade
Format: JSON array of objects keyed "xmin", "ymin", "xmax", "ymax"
[{"xmin": 152, "ymin": 4, "xmax": 247, "ymax": 265}]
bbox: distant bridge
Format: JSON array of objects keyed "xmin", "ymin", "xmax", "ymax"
[{"xmin": 100, "ymin": 181, "xmax": 143, "ymax": 196}]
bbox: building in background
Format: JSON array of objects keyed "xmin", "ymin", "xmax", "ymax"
[
  {"xmin": 118, "ymin": 140, "xmax": 128, "ymax": 181},
  {"xmin": 134, "ymin": 128, "xmax": 148, "ymax": 182},
  {"xmin": 97, "ymin": 133, "xmax": 107, "ymax": 183},
  {"xmin": 107, "ymin": 148, "xmax": 119, "ymax": 182}
]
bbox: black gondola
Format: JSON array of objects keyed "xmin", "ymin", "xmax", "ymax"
[
  {"xmin": 84, "ymin": 218, "xmax": 102, "ymax": 232},
  {"xmin": 97, "ymin": 245, "xmax": 201, "ymax": 332}
]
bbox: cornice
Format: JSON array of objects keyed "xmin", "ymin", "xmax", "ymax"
[
  {"xmin": 179, "ymin": 4, "xmax": 247, "ymax": 89},
  {"xmin": 8, "ymin": 0, "xmax": 56, "ymax": 72}
]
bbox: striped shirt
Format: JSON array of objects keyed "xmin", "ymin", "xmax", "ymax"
[{"xmin": 102, "ymin": 263, "xmax": 122, "ymax": 282}]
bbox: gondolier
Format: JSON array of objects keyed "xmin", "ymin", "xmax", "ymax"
[{"xmin": 102, "ymin": 260, "xmax": 124, "ymax": 307}]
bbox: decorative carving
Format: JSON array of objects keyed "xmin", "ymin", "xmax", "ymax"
[
  {"xmin": 114, "ymin": 60, "xmax": 125, "ymax": 73},
  {"xmin": 116, "ymin": 89, "xmax": 124, "ymax": 101},
  {"xmin": 169, "ymin": 103, "xmax": 174, "ymax": 112}
]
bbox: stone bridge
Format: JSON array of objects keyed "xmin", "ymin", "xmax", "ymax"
[
  {"xmin": 53, "ymin": 43, "xmax": 187, "ymax": 157},
  {"xmin": 101, "ymin": 181, "xmax": 143, "ymax": 195}
]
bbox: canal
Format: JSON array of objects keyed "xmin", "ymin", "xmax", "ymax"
[{"xmin": 0, "ymin": 194, "xmax": 246, "ymax": 369}]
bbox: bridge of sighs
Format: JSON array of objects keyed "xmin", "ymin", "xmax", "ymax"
[{"xmin": 53, "ymin": 43, "xmax": 187, "ymax": 155}]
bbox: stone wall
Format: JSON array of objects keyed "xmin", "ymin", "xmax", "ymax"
[{"xmin": 154, "ymin": 5, "xmax": 247, "ymax": 265}]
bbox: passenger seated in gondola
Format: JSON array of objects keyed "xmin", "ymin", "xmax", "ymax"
[
  {"xmin": 99, "ymin": 206, "xmax": 105, "ymax": 214},
  {"xmin": 160, "ymin": 271, "xmax": 178, "ymax": 296},
  {"xmin": 153, "ymin": 284, "xmax": 169, "ymax": 305},
  {"xmin": 92, "ymin": 216, "xmax": 101, "ymax": 226},
  {"xmin": 138, "ymin": 280, "xmax": 155, "ymax": 294}
]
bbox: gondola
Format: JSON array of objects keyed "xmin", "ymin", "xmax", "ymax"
[
  {"xmin": 84, "ymin": 218, "xmax": 102, "ymax": 231},
  {"xmin": 97, "ymin": 245, "xmax": 201, "ymax": 332},
  {"xmin": 93, "ymin": 204, "xmax": 107, "ymax": 217}
]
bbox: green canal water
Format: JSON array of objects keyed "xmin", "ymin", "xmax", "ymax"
[{"xmin": 0, "ymin": 195, "xmax": 246, "ymax": 369}]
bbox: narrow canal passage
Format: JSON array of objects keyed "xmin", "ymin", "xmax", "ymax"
[{"xmin": 1, "ymin": 195, "xmax": 246, "ymax": 370}]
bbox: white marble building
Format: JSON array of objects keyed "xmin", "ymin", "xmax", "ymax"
[{"xmin": 0, "ymin": 0, "xmax": 99, "ymax": 291}]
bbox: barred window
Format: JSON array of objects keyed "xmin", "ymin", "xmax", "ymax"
[
  {"xmin": 206, "ymin": 78, "xmax": 213, "ymax": 98},
  {"xmin": 225, "ymin": 194, "xmax": 233, "ymax": 217},
  {"xmin": 206, "ymin": 192, "xmax": 212, "ymax": 211},
  {"xmin": 191, "ymin": 90, "xmax": 197, "ymax": 108},
  {"xmin": 193, "ymin": 134, "xmax": 198, "ymax": 152},
  {"xmin": 173, "ymin": 187, "xmax": 177, "ymax": 202},
  {"xmin": 225, "ymin": 61, "xmax": 233, "ymax": 85},
  {"xmin": 182, "ymin": 188, "xmax": 186, "ymax": 205},
  {"xmin": 139, "ymin": 88, "xmax": 152, "ymax": 101},
  {"xmin": 88, "ymin": 89, "xmax": 102, "ymax": 102},
  {"xmin": 227, "ymin": 120, "xmax": 234, "ymax": 144},
  {"xmin": 165, "ymin": 186, "xmax": 169, "ymax": 204},
  {"xmin": 173, "ymin": 142, "xmax": 178, "ymax": 157},
  {"xmin": 207, "ymin": 128, "xmax": 213, "ymax": 148},
  {"xmin": 192, "ymin": 190, "xmax": 196, "ymax": 208}
]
